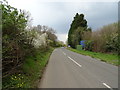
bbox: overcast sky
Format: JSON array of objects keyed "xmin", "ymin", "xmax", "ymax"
[{"xmin": 7, "ymin": 0, "xmax": 118, "ymax": 43}]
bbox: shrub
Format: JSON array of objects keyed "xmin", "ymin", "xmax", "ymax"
[
  {"xmin": 84, "ymin": 40, "xmax": 93, "ymax": 51},
  {"xmin": 2, "ymin": 0, "xmax": 34, "ymax": 78}
]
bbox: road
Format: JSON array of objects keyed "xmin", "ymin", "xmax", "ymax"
[{"xmin": 38, "ymin": 48, "xmax": 118, "ymax": 89}]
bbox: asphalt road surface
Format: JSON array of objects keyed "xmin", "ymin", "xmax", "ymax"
[{"xmin": 39, "ymin": 48, "xmax": 118, "ymax": 89}]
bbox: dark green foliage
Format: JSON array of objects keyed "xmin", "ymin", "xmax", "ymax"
[
  {"xmin": 2, "ymin": 0, "xmax": 34, "ymax": 78},
  {"xmin": 105, "ymin": 33, "xmax": 118, "ymax": 53},
  {"xmin": 68, "ymin": 13, "xmax": 89, "ymax": 48},
  {"xmin": 84, "ymin": 40, "xmax": 93, "ymax": 51}
]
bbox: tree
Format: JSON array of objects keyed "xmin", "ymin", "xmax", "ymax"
[
  {"xmin": 68, "ymin": 13, "xmax": 89, "ymax": 48},
  {"xmin": 46, "ymin": 28, "xmax": 57, "ymax": 47},
  {"xmin": 91, "ymin": 22, "xmax": 118, "ymax": 53}
]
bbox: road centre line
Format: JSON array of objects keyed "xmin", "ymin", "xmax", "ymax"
[
  {"xmin": 103, "ymin": 83, "xmax": 113, "ymax": 90},
  {"xmin": 67, "ymin": 56, "xmax": 82, "ymax": 67},
  {"xmin": 62, "ymin": 49, "xmax": 113, "ymax": 89},
  {"xmin": 63, "ymin": 52, "xmax": 66, "ymax": 56},
  {"xmin": 61, "ymin": 49, "xmax": 113, "ymax": 89}
]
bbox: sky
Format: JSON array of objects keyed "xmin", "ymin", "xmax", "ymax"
[{"xmin": 6, "ymin": 0, "xmax": 118, "ymax": 43}]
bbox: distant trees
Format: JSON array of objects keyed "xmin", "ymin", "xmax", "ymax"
[
  {"xmin": 82, "ymin": 22, "xmax": 118, "ymax": 53},
  {"xmin": 68, "ymin": 13, "xmax": 118, "ymax": 54},
  {"xmin": 68, "ymin": 13, "xmax": 91, "ymax": 48},
  {"xmin": 26, "ymin": 24, "xmax": 64, "ymax": 48},
  {"xmin": 91, "ymin": 23, "xmax": 118, "ymax": 53}
]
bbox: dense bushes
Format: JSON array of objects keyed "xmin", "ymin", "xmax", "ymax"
[
  {"xmin": 84, "ymin": 40, "xmax": 93, "ymax": 51},
  {"xmin": 2, "ymin": 1, "xmax": 35, "ymax": 78},
  {"xmin": 82, "ymin": 22, "xmax": 118, "ymax": 53},
  {"xmin": 3, "ymin": 48, "xmax": 54, "ymax": 88}
]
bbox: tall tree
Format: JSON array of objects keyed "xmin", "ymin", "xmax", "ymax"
[{"xmin": 68, "ymin": 13, "xmax": 88, "ymax": 48}]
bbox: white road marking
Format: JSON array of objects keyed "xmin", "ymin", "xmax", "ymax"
[
  {"xmin": 67, "ymin": 56, "xmax": 82, "ymax": 67},
  {"xmin": 63, "ymin": 52, "xmax": 66, "ymax": 56},
  {"xmin": 103, "ymin": 83, "xmax": 113, "ymax": 90}
]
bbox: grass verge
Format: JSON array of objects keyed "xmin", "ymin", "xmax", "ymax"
[
  {"xmin": 2, "ymin": 47, "xmax": 54, "ymax": 88},
  {"xmin": 67, "ymin": 48, "xmax": 119, "ymax": 66}
]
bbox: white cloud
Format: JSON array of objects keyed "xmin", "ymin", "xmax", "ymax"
[{"xmin": 56, "ymin": 33, "xmax": 68, "ymax": 43}]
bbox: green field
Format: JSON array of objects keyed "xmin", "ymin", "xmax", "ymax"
[{"xmin": 68, "ymin": 48, "xmax": 119, "ymax": 66}]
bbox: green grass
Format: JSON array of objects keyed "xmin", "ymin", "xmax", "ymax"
[
  {"xmin": 3, "ymin": 47, "xmax": 54, "ymax": 88},
  {"xmin": 67, "ymin": 48, "xmax": 119, "ymax": 66},
  {"xmin": 22, "ymin": 47, "xmax": 54, "ymax": 88}
]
